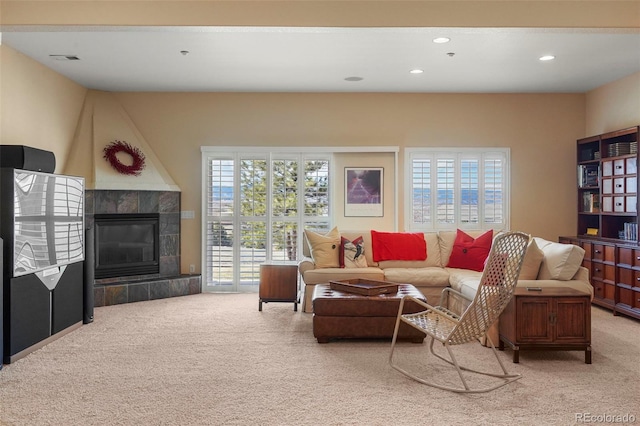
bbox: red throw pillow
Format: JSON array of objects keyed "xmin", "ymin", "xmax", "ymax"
[
  {"xmin": 371, "ymin": 230, "xmax": 427, "ymax": 262},
  {"xmin": 447, "ymin": 229, "xmax": 494, "ymax": 272}
]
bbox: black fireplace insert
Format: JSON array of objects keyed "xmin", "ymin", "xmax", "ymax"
[{"xmin": 94, "ymin": 213, "xmax": 160, "ymax": 279}]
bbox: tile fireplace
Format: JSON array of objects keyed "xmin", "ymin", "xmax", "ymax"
[{"xmin": 85, "ymin": 189, "xmax": 200, "ymax": 306}]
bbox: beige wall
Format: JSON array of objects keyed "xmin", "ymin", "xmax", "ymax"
[
  {"xmin": 585, "ymin": 72, "xmax": 640, "ymax": 136},
  {"xmin": 0, "ymin": 44, "xmax": 87, "ymax": 172}
]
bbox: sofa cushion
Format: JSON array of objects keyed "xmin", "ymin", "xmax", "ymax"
[
  {"xmin": 447, "ymin": 268, "xmax": 483, "ymax": 300},
  {"xmin": 371, "ymin": 230, "xmax": 427, "ymax": 262},
  {"xmin": 534, "ymin": 237, "xmax": 585, "ymax": 280},
  {"xmin": 446, "ymin": 229, "xmax": 493, "ymax": 272},
  {"xmin": 302, "ymin": 267, "xmax": 385, "ymax": 285},
  {"xmin": 383, "ymin": 266, "xmax": 451, "ymax": 287},
  {"xmin": 340, "ymin": 235, "xmax": 368, "ymax": 268},
  {"xmin": 519, "ymin": 238, "xmax": 544, "ymax": 280},
  {"xmin": 304, "ymin": 227, "xmax": 340, "ymax": 268}
]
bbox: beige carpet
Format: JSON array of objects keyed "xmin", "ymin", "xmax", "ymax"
[{"xmin": 0, "ymin": 293, "xmax": 639, "ymax": 426}]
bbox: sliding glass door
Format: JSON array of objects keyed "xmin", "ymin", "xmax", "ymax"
[{"xmin": 203, "ymin": 150, "xmax": 330, "ymax": 292}]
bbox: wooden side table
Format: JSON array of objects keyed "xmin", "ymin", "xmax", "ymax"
[
  {"xmin": 259, "ymin": 262, "xmax": 299, "ymax": 312},
  {"xmin": 499, "ymin": 287, "xmax": 592, "ymax": 364}
]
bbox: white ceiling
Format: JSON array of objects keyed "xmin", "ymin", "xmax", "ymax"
[{"xmin": 2, "ymin": 26, "xmax": 640, "ymax": 93}]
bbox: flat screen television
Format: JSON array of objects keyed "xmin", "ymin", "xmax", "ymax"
[{"xmin": 1, "ymin": 169, "xmax": 84, "ymax": 278}]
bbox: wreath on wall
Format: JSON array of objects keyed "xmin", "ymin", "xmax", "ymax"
[{"xmin": 103, "ymin": 140, "xmax": 146, "ymax": 176}]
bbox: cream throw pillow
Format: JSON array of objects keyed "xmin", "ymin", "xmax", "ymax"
[
  {"xmin": 534, "ymin": 237, "xmax": 585, "ymax": 280},
  {"xmin": 518, "ymin": 239, "xmax": 544, "ymax": 280},
  {"xmin": 304, "ymin": 227, "xmax": 340, "ymax": 268}
]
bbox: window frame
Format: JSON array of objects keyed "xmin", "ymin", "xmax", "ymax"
[
  {"xmin": 404, "ymin": 147, "xmax": 510, "ymax": 232},
  {"xmin": 201, "ymin": 147, "xmax": 332, "ymax": 292}
]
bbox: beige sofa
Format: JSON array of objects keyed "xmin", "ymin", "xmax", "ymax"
[{"xmin": 298, "ymin": 229, "xmax": 592, "ymax": 316}]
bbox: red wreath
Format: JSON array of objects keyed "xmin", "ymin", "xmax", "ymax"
[{"xmin": 103, "ymin": 140, "xmax": 146, "ymax": 176}]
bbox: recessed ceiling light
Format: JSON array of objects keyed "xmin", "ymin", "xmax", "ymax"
[
  {"xmin": 410, "ymin": 69, "xmax": 424, "ymax": 74},
  {"xmin": 344, "ymin": 76, "xmax": 363, "ymax": 82},
  {"xmin": 433, "ymin": 37, "xmax": 451, "ymax": 44},
  {"xmin": 539, "ymin": 55, "xmax": 555, "ymax": 61}
]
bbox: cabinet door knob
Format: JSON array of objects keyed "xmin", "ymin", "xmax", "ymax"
[
  {"xmin": 595, "ymin": 268, "xmax": 601, "ymax": 272},
  {"xmin": 616, "ymin": 184, "xmax": 623, "ymax": 188},
  {"xmin": 595, "ymin": 250, "xmax": 601, "ymax": 254},
  {"xmin": 636, "ymin": 256, "xmax": 640, "ymax": 260}
]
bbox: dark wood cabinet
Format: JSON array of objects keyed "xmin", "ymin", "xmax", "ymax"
[
  {"xmin": 499, "ymin": 287, "xmax": 591, "ymax": 364},
  {"xmin": 612, "ymin": 245, "xmax": 640, "ymax": 319},
  {"xmin": 560, "ymin": 236, "xmax": 640, "ymax": 320},
  {"xmin": 565, "ymin": 125, "xmax": 640, "ymax": 321},
  {"xmin": 590, "ymin": 242, "xmax": 616, "ymax": 308},
  {"xmin": 258, "ymin": 263, "xmax": 299, "ymax": 311}
]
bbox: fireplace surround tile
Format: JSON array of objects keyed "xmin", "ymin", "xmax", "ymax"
[
  {"xmin": 160, "ymin": 212, "xmax": 180, "ymax": 234},
  {"xmin": 93, "ymin": 275, "xmax": 201, "ymax": 307},
  {"xmin": 139, "ymin": 191, "xmax": 159, "ymax": 213},
  {"xmin": 160, "ymin": 256, "xmax": 180, "ymax": 277},
  {"xmin": 170, "ymin": 278, "xmax": 190, "ymax": 297},
  {"xmin": 116, "ymin": 191, "xmax": 139, "ymax": 213},
  {"xmin": 94, "ymin": 286, "xmax": 105, "ymax": 307},
  {"xmin": 159, "ymin": 191, "xmax": 179, "ymax": 213},
  {"xmin": 161, "ymin": 234, "xmax": 179, "ymax": 257},
  {"xmin": 128, "ymin": 283, "xmax": 151, "ymax": 303},
  {"xmin": 105, "ymin": 285, "xmax": 128, "ymax": 306},
  {"xmin": 150, "ymin": 280, "xmax": 172, "ymax": 300}
]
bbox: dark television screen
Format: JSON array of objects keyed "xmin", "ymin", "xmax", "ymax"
[{"xmin": 12, "ymin": 170, "xmax": 84, "ymax": 277}]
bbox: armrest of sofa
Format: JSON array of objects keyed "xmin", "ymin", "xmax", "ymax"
[
  {"xmin": 439, "ymin": 287, "xmax": 472, "ymax": 310},
  {"xmin": 438, "ymin": 287, "xmax": 475, "ymax": 317},
  {"xmin": 517, "ymin": 266, "xmax": 593, "ymax": 300},
  {"xmin": 298, "ymin": 257, "xmax": 316, "ymax": 276}
]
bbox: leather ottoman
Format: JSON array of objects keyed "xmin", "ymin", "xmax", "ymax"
[{"xmin": 312, "ymin": 283, "xmax": 427, "ymax": 343}]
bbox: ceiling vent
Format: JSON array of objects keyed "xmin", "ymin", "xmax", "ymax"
[{"xmin": 49, "ymin": 55, "xmax": 80, "ymax": 61}]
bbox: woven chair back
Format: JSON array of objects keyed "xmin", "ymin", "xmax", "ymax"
[{"xmin": 448, "ymin": 231, "xmax": 530, "ymax": 345}]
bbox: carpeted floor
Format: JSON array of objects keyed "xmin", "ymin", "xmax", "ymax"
[{"xmin": 0, "ymin": 293, "xmax": 639, "ymax": 425}]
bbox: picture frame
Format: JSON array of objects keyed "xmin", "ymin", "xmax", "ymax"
[{"xmin": 344, "ymin": 167, "xmax": 383, "ymax": 217}]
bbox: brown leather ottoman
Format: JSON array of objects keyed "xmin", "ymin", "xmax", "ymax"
[{"xmin": 312, "ymin": 283, "xmax": 427, "ymax": 343}]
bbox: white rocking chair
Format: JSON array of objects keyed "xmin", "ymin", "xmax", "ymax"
[{"xmin": 389, "ymin": 231, "xmax": 530, "ymax": 393}]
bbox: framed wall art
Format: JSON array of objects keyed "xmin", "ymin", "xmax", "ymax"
[{"xmin": 344, "ymin": 167, "xmax": 383, "ymax": 217}]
